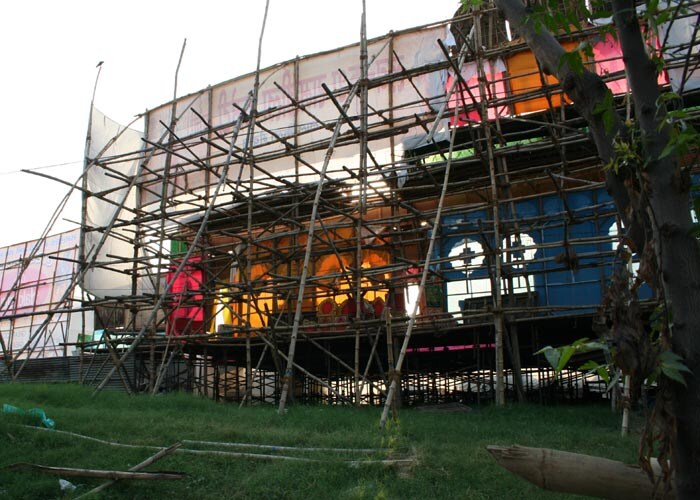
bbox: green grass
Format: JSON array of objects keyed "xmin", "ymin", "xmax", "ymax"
[{"xmin": 0, "ymin": 383, "xmax": 638, "ymax": 499}]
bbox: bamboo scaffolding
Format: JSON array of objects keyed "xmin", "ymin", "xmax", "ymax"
[
  {"xmin": 7, "ymin": 3, "xmax": 698, "ymax": 410},
  {"xmin": 277, "ymin": 33, "xmax": 393, "ymax": 414},
  {"xmin": 92, "ymin": 91, "xmax": 256, "ymax": 395}
]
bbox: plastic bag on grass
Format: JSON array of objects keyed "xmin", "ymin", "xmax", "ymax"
[{"xmin": 2, "ymin": 403, "xmax": 55, "ymax": 428}]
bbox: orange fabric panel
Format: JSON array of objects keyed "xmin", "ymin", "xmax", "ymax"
[
  {"xmin": 507, "ymin": 42, "xmax": 577, "ymax": 115},
  {"xmin": 250, "ymin": 263, "xmax": 268, "ymax": 280},
  {"xmin": 232, "ymin": 262, "xmax": 280, "ymax": 330},
  {"xmin": 315, "ymin": 252, "xmax": 354, "ymax": 281},
  {"xmin": 361, "ymin": 249, "xmax": 390, "ymax": 268}
]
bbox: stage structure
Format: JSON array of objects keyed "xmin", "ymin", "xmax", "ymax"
[{"xmin": 2, "ymin": 1, "xmax": 699, "ymax": 409}]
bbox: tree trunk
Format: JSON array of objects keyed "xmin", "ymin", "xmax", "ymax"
[
  {"xmin": 610, "ymin": 4, "xmax": 700, "ymax": 497},
  {"xmin": 493, "ymin": 1, "xmax": 700, "ymax": 497}
]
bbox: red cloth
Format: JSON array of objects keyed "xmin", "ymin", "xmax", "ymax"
[{"xmin": 166, "ymin": 256, "xmax": 206, "ymax": 335}]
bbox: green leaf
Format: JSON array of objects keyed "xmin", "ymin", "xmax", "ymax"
[
  {"xmin": 658, "ymin": 143, "xmax": 675, "ymax": 160},
  {"xmin": 647, "ymin": 367, "xmax": 660, "ymax": 386},
  {"xmin": 578, "ymin": 360, "xmax": 611, "ymax": 384},
  {"xmin": 657, "ymin": 350, "xmax": 691, "ymax": 386},
  {"xmin": 460, "ymin": 0, "xmax": 484, "ymax": 8},
  {"xmin": 657, "ymin": 91, "xmax": 681, "ymax": 104},
  {"xmin": 556, "ymin": 346, "xmax": 576, "ymax": 371},
  {"xmin": 659, "ymin": 350, "xmax": 692, "ymax": 373},
  {"xmin": 579, "ymin": 341, "xmax": 608, "ymax": 352},
  {"xmin": 579, "ymin": 40, "xmax": 594, "ymax": 60},
  {"xmin": 649, "ymin": 304, "xmax": 668, "ymax": 333},
  {"xmin": 662, "ymin": 366, "xmax": 688, "ymax": 386},
  {"xmin": 534, "ymin": 345, "xmax": 551, "ymax": 355},
  {"xmin": 656, "ymin": 10, "xmax": 671, "ymax": 25},
  {"xmin": 537, "ymin": 338, "xmax": 610, "ymax": 373},
  {"xmin": 544, "ymin": 348, "xmax": 561, "ymax": 370},
  {"xmin": 560, "ymin": 51, "xmax": 585, "ymax": 76},
  {"xmin": 578, "ymin": 360, "xmax": 599, "ymax": 371},
  {"xmin": 593, "ymin": 89, "xmax": 615, "ymax": 134}
]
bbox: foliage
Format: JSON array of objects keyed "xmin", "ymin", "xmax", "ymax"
[
  {"xmin": 592, "ymin": 88, "xmax": 616, "ymax": 135},
  {"xmin": 656, "ymin": 93, "xmax": 700, "ymax": 160},
  {"xmin": 537, "ymin": 296, "xmax": 690, "ymax": 392},
  {"xmin": 536, "ymin": 337, "xmax": 608, "ymax": 374},
  {"xmin": 0, "ymin": 383, "xmax": 637, "ymax": 500}
]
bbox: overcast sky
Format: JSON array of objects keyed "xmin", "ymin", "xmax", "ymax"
[{"xmin": 0, "ymin": 0, "xmax": 458, "ymax": 247}]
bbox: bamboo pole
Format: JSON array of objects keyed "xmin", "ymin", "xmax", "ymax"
[
  {"xmin": 354, "ymin": 0, "xmax": 369, "ymax": 407},
  {"xmin": 154, "ymin": 37, "xmax": 189, "ymax": 328},
  {"xmin": 74, "ymin": 62, "xmax": 104, "ymax": 379},
  {"xmin": 378, "ymin": 34, "xmax": 473, "ymax": 429},
  {"xmin": 6, "ymin": 463, "xmax": 184, "ymax": 481},
  {"xmin": 378, "ymin": 114, "xmax": 458, "ymax": 426},
  {"xmin": 151, "ymin": 344, "xmax": 183, "ymax": 395},
  {"xmin": 473, "ymin": 10, "xmax": 506, "ymax": 406},
  {"xmin": 92, "ymin": 91, "xmax": 254, "ymax": 395},
  {"xmin": 101, "ymin": 330, "xmax": 133, "ymax": 394},
  {"xmin": 74, "ymin": 442, "xmax": 182, "ymax": 499},
  {"xmin": 277, "ymin": 39, "xmax": 391, "ymax": 415},
  {"xmin": 621, "ymin": 374, "xmax": 631, "ymax": 436},
  {"xmin": 182, "ymin": 439, "xmax": 383, "ymax": 454}
]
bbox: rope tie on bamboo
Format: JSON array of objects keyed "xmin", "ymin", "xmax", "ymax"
[{"xmin": 388, "ymin": 369, "xmax": 401, "ymax": 384}]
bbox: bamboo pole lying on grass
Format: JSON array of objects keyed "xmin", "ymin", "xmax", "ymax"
[
  {"xmin": 74, "ymin": 443, "xmax": 181, "ymax": 499},
  {"xmin": 5, "ymin": 463, "xmax": 184, "ymax": 481},
  {"xmin": 18, "ymin": 425, "xmax": 413, "ymax": 466},
  {"xmin": 487, "ymin": 444, "xmax": 675, "ymax": 499},
  {"xmin": 182, "ymin": 439, "xmax": 384, "ymax": 454}
]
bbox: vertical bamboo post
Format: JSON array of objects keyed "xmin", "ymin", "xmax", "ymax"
[
  {"xmin": 354, "ymin": 0, "xmax": 369, "ymax": 407},
  {"xmin": 621, "ymin": 374, "xmax": 631, "ymax": 436},
  {"xmin": 475, "ymin": 10, "xmax": 505, "ymax": 407},
  {"xmin": 385, "ymin": 309, "xmax": 396, "ymax": 414},
  {"xmin": 77, "ymin": 62, "xmax": 103, "ymax": 368},
  {"xmin": 245, "ymin": 334, "xmax": 252, "ymax": 403},
  {"xmin": 379, "ymin": 25, "xmax": 473, "ymax": 428},
  {"xmin": 239, "ymin": 344, "xmax": 269, "ymax": 407},
  {"xmin": 379, "ymin": 117, "xmax": 460, "ymax": 429},
  {"xmin": 277, "ymin": 44, "xmax": 388, "ymax": 415}
]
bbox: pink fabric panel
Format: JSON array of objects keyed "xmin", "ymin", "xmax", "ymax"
[{"xmin": 448, "ymin": 60, "xmax": 508, "ymax": 126}]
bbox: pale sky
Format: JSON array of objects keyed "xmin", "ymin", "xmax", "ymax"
[{"xmin": 0, "ymin": 0, "xmax": 458, "ymax": 247}]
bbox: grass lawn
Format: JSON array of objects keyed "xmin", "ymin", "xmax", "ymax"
[{"xmin": 0, "ymin": 383, "xmax": 638, "ymax": 499}]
